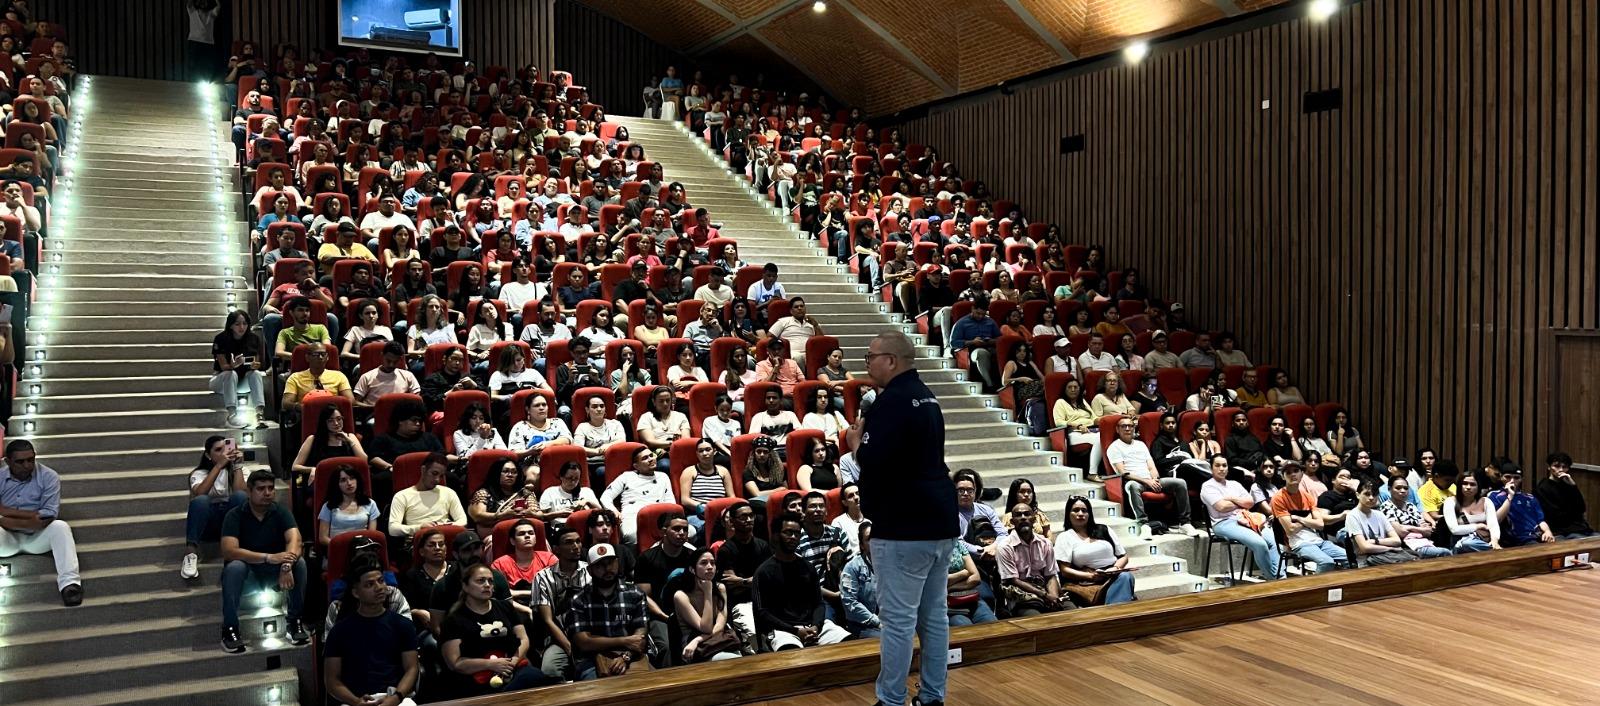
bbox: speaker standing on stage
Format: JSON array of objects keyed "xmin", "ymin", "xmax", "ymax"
[{"xmin": 849, "ymin": 330, "xmax": 958, "ymax": 706}]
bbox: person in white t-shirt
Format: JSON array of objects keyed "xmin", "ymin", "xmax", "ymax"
[
  {"xmin": 1075, "ymin": 332, "xmax": 1118, "ymax": 373},
  {"xmin": 599, "ymin": 445, "xmax": 676, "ymax": 543},
  {"xmin": 507, "ymin": 394, "xmax": 572, "ymax": 462},
  {"xmin": 692, "ymin": 267, "xmax": 735, "ymax": 309},
  {"xmin": 497, "ymin": 259, "xmax": 548, "ymax": 313},
  {"xmin": 1105, "ymin": 417, "xmax": 1192, "ymax": 531},
  {"xmin": 747, "ymin": 386, "xmax": 800, "ymax": 450},
  {"xmin": 1044, "ymin": 337, "xmax": 1077, "ymax": 378},
  {"xmin": 1199, "ymin": 455, "xmax": 1282, "ymax": 580},
  {"xmin": 358, "ymin": 195, "xmax": 416, "ymax": 245},
  {"xmin": 537, "ymin": 459, "xmax": 600, "ymax": 524}
]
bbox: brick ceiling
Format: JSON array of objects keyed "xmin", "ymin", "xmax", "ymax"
[{"xmin": 575, "ymin": 0, "xmax": 1290, "ymax": 116}]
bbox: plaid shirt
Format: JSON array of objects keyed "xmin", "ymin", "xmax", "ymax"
[
  {"xmin": 795, "ymin": 523, "xmax": 847, "ymax": 580},
  {"xmin": 565, "ymin": 580, "xmax": 647, "ymax": 652},
  {"xmin": 533, "ymin": 560, "xmax": 590, "ymax": 630}
]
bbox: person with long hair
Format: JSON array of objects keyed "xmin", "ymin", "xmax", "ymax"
[
  {"xmin": 721, "ymin": 344, "xmax": 758, "ymax": 415},
  {"xmin": 994, "ymin": 478, "xmax": 1050, "ymax": 540},
  {"xmin": 1325, "ymin": 407, "xmax": 1364, "ymax": 455},
  {"xmin": 1262, "ymin": 414, "xmax": 1302, "ymax": 465},
  {"xmin": 1250, "ymin": 458, "xmax": 1286, "ymax": 515},
  {"xmin": 1376, "ymin": 475, "xmax": 1454, "ymax": 558},
  {"xmin": 467, "ymin": 458, "xmax": 537, "ymax": 539},
  {"xmin": 508, "ymin": 393, "xmax": 572, "ymax": 463},
  {"xmin": 1054, "ymin": 496, "xmax": 1135, "ymax": 605},
  {"xmin": 678, "ymin": 438, "xmax": 735, "ymax": 532},
  {"xmin": 1265, "ymin": 368, "xmax": 1307, "ymax": 407},
  {"xmin": 635, "ymin": 386, "xmax": 689, "ymax": 472},
  {"xmin": 796, "ymin": 436, "xmax": 840, "ymax": 492},
  {"xmin": 800, "ymin": 385, "xmax": 849, "ymax": 439},
  {"xmin": 1051, "ymin": 377, "xmax": 1102, "ymax": 475},
  {"xmin": 406, "ymin": 294, "xmax": 457, "ymax": 376},
  {"xmin": 439, "ymin": 563, "xmax": 552, "ymax": 696},
  {"xmin": 1001, "ymin": 341, "xmax": 1047, "ymax": 435},
  {"xmin": 1442, "ymin": 469, "xmax": 1501, "ymax": 552},
  {"xmin": 1202, "ymin": 455, "xmax": 1283, "ymax": 580},
  {"xmin": 180, "ymin": 435, "xmax": 247, "ymax": 579},
  {"xmin": 291, "ymin": 404, "xmax": 367, "ymax": 484},
  {"xmin": 465, "ymin": 300, "xmax": 512, "ymax": 376},
  {"xmin": 669, "ymin": 546, "xmax": 743, "ymax": 662},
  {"xmin": 210, "ymin": 310, "xmax": 267, "ymax": 428},
  {"xmin": 741, "ymin": 436, "xmax": 788, "ymax": 509},
  {"xmin": 317, "ymin": 463, "xmax": 380, "ymax": 548},
  {"xmin": 1090, "ymin": 373, "xmax": 1137, "ymax": 418},
  {"xmin": 453, "ymin": 403, "xmax": 508, "ymax": 460}
]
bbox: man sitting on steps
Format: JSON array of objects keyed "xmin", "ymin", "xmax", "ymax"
[
  {"xmin": 219, "ymin": 469, "xmax": 311, "ymax": 653},
  {"xmin": 0, "ymin": 440, "xmax": 82, "ymax": 606}
]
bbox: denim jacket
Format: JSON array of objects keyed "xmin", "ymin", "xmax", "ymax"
[{"xmin": 840, "ymin": 554, "xmax": 880, "ymax": 632}]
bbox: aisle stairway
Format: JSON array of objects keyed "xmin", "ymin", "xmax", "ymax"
[
  {"xmin": 610, "ymin": 116, "xmax": 1210, "ymax": 597},
  {"xmin": 0, "ymin": 77, "xmax": 304, "ymax": 705}
]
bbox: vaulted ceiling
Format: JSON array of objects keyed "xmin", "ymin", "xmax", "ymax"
[{"xmin": 575, "ymin": 0, "xmax": 1290, "ymax": 115}]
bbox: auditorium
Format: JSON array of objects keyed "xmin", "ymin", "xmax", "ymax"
[{"xmin": 0, "ymin": 0, "xmax": 1595, "ymax": 704}]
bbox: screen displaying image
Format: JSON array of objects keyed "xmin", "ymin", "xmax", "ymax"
[{"xmin": 339, "ymin": 0, "xmax": 463, "ymax": 56}]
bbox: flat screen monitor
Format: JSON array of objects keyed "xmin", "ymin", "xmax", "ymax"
[{"xmin": 338, "ymin": 0, "xmax": 463, "ymax": 56}]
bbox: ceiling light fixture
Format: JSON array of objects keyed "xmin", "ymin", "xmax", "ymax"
[
  {"xmin": 1123, "ymin": 41, "xmax": 1150, "ymax": 64},
  {"xmin": 813, "ymin": 0, "xmax": 827, "ymax": 13},
  {"xmin": 1309, "ymin": 0, "xmax": 1339, "ymax": 21}
]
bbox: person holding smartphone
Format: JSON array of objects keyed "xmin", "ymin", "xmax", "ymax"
[{"xmin": 211, "ymin": 311, "xmax": 267, "ymax": 428}]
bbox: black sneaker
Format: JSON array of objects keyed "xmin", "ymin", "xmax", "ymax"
[
  {"xmin": 916, "ymin": 699, "xmax": 945, "ymax": 706},
  {"xmin": 285, "ymin": 621, "xmax": 311, "ymax": 646},
  {"xmin": 221, "ymin": 626, "xmax": 246, "ymax": 654},
  {"xmin": 59, "ymin": 584, "xmax": 83, "ymax": 607}
]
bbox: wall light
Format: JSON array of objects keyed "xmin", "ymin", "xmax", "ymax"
[
  {"xmin": 812, "ymin": 0, "xmax": 826, "ymax": 12},
  {"xmin": 1309, "ymin": 0, "xmax": 1339, "ymax": 21},
  {"xmin": 1123, "ymin": 41, "xmax": 1150, "ymax": 64}
]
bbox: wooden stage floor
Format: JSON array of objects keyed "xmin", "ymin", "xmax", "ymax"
[{"xmin": 755, "ymin": 569, "xmax": 1600, "ymax": 706}]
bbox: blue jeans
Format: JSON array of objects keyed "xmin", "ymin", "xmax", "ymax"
[
  {"xmin": 1292, "ymin": 539, "xmax": 1348, "ymax": 574},
  {"xmin": 1102, "ymin": 571, "xmax": 1136, "ymax": 604},
  {"xmin": 869, "ymin": 537, "xmax": 953, "ymax": 706},
  {"xmin": 947, "ymin": 597, "xmax": 997, "ymax": 626},
  {"xmin": 1211, "ymin": 516, "xmax": 1282, "ymax": 580},
  {"xmin": 186, "ymin": 492, "xmax": 247, "ymax": 545},
  {"xmin": 1415, "ymin": 545, "xmax": 1454, "ymax": 559},
  {"xmin": 1454, "ymin": 536, "xmax": 1493, "ymax": 553},
  {"xmin": 221, "ymin": 557, "xmax": 307, "ymax": 629}
]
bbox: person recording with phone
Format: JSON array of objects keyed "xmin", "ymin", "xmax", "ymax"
[
  {"xmin": 210, "ymin": 311, "xmax": 267, "ymax": 429},
  {"xmin": 180, "ymin": 435, "xmax": 249, "ymax": 581}
]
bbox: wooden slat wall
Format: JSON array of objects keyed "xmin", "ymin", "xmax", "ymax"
[
  {"xmin": 897, "ymin": 0, "xmax": 1598, "ymax": 467},
  {"xmin": 552, "ymin": 0, "xmax": 684, "ymax": 115},
  {"xmin": 33, "ymin": 0, "xmax": 189, "ymax": 80}
]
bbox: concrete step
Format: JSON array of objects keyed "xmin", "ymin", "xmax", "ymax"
[
  {"xmin": 944, "ymin": 449, "xmax": 1058, "ymax": 471},
  {"xmin": 17, "ymin": 426, "xmax": 262, "ymax": 456},
  {"xmin": 74, "ymin": 163, "xmax": 216, "ymax": 182},
  {"xmin": 0, "ymin": 561, "xmax": 200, "ymax": 606},
  {"xmin": 63, "ymin": 489, "xmax": 195, "ymax": 521},
  {"xmin": 45, "ymin": 440, "xmax": 270, "ymax": 476},
  {"xmin": 4, "ymin": 535, "xmax": 192, "ymax": 576},
  {"xmin": 44, "ymin": 273, "xmax": 246, "ymax": 291},
  {"xmin": 29, "ymin": 342, "xmax": 216, "ymax": 362},
  {"xmin": 33, "ymin": 329, "xmax": 223, "ymax": 348},
  {"xmin": 11, "ymin": 408, "xmax": 226, "ymax": 436},
  {"xmin": 7, "ymin": 667, "xmax": 302, "ymax": 706},
  {"xmin": 0, "ymin": 579, "xmax": 220, "ymax": 637},
  {"xmin": 53, "ymin": 261, "xmax": 242, "ymax": 277},
  {"xmin": 35, "ymin": 286, "xmax": 237, "ymax": 306},
  {"xmin": 21, "ymin": 390, "xmax": 222, "ymax": 415},
  {"xmin": 60, "ymin": 512, "xmax": 186, "ymax": 544},
  {"xmin": 27, "ymin": 374, "xmax": 219, "ymax": 398},
  {"xmin": 58, "ymin": 465, "xmax": 215, "ymax": 496},
  {"xmin": 38, "ymin": 248, "xmax": 250, "ymax": 266},
  {"xmin": 48, "ymin": 236, "xmax": 237, "ymax": 254},
  {"xmin": 945, "ymin": 421, "xmax": 1029, "ymax": 441},
  {"xmin": 32, "ymin": 314, "xmax": 232, "ymax": 332}
]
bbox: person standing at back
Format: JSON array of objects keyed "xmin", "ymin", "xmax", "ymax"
[{"xmin": 849, "ymin": 330, "xmax": 958, "ymax": 706}]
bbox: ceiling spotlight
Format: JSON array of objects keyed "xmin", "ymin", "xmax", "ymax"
[
  {"xmin": 1309, "ymin": 0, "xmax": 1338, "ymax": 21},
  {"xmin": 1123, "ymin": 41, "xmax": 1150, "ymax": 64},
  {"xmin": 813, "ymin": 0, "xmax": 826, "ymax": 12}
]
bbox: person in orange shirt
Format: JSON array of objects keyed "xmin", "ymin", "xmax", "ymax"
[{"xmin": 1268, "ymin": 461, "xmax": 1349, "ymax": 574}]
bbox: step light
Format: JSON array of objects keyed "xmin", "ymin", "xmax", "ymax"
[
  {"xmin": 0, "ymin": 562, "xmax": 10, "ymax": 577},
  {"xmin": 33, "ymin": 350, "xmax": 44, "ymax": 361},
  {"xmin": 25, "ymin": 403, "xmax": 36, "ymax": 414},
  {"xmin": 29, "ymin": 385, "xmax": 41, "ymax": 396},
  {"xmin": 23, "ymin": 420, "xmax": 34, "ymax": 433},
  {"xmin": 28, "ymin": 365, "xmax": 39, "ymax": 377}
]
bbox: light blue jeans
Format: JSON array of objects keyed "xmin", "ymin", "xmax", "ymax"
[
  {"xmin": 1102, "ymin": 571, "xmax": 1136, "ymax": 604},
  {"xmin": 870, "ymin": 537, "xmax": 954, "ymax": 706},
  {"xmin": 1211, "ymin": 516, "xmax": 1283, "ymax": 580},
  {"xmin": 1291, "ymin": 539, "xmax": 1348, "ymax": 574},
  {"xmin": 1454, "ymin": 536, "xmax": 1493, "ymax": 553}
]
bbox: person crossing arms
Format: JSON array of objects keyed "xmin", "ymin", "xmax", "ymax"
[{"xmin": 849, "ymin": 330, "xmax": 958, "ymax": 706}]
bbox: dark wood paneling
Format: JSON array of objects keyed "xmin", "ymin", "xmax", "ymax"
[
  {"xmin": 432, "ymin": 537, "xmax": 1600, "ymax": 706},
  {"xmin": 896, "ymin": 0, "xmax": 1598, "ymax": 467},
  {"xmin": 552, "ymin": 0, "xmax": 683, "ymax": 115},
  {"xmin": 34, "ymin": 0, "xmax": 190, "ymax": 80}
]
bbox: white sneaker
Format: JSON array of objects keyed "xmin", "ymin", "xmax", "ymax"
[
  {"xmin": 1180, "ymin": 523, "xmax": 1200, "ymax": 536},
  {"xmin": 180, "ymin": 552, "xmax": 199, "ymax": 579}
]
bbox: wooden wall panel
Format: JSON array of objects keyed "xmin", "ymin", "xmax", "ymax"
[
  {"xmin": 552, "ymin": 0, "xmax": 684, "ymax": 116},
  {"xmin": 897, "ymin": 0, "xmax": 1598, "ymax": 467},
  {"xmin": 34, "ymin": 0, "xmax": 190, "ymax": 80}
]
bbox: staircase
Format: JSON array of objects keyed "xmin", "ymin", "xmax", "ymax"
[
  {"xmin": 0, "ymin": 77, "xmax": 305, "ymax": 706},
  {"xmin": 610, "ymin": 116, "xmax": 1210, "ymax": 597}
]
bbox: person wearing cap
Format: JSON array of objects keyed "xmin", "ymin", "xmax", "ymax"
[
  {"xmin": 1488, "ymin": 464, "xmax": 1555, "ymax": 546},
  {"xmin": 1044, "ymin": 337, "xmax": 1078, "ymax": 378},
  {"xmin": 1141, "ymin": 330, "xmax": 1181, "ymax": 371},
  {"xmin": 612, "ymin": 259, "xmax": 668, "ymax": 330},
  {"xmin": 693, "ymin": 266, "xmax": 735, "ymax": 309},
  {"xmin": 322, "ymin": 220, "xmax": 382, "ymax": 272},
  {"xmin": 220, "ymin": 469, "xmax": 310, "ymax": 653},
  {"xmin": 323, "ymin": 557, "xmax": 421, "ymax": 706},
  {"xmin": 569, "ymin": 542, "xmax": 651, "ymax": 679},
  {"xmin": 1166, "ymin": 302, "xmax": 1193, "ymax": 332},
  {"xmin": 1269, "ymin": 461, "xmax": 1349, "ymax": 574},
  {"xmin": 427, "ymin": 531, "xmax": 521, "ymax": 632},
  {"xmin": 754, "ymin": 337, "xmax": 804, "ymax": 399}
]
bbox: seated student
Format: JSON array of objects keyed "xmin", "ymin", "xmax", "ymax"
[
  {"xmin": 354, "ymin": 342, "xmax": 422, "ymax": 414},
  {"xmin": 324, "ymin": 557, "xmax": 422, "ymax": 706},
  {"xmin": 569, "ymin": 543, "xmax": 652, "ymax": 679},
  {"xmin": 388, "ymin": 453, "xmax": 468, "ymax": 553},
  {"xmin": 635, "ymin": 386, "xmax": 690, "ymax": 471},
  {"xmin": 1488, "ymin": 463, "xmax": 1556, "ymax": 546},
  {"xmin": 669, "ymin": 546, "xmax": 744, "ymax": 662},
  {"xmin": 507, "ymin": 393, "xmax": 572, "ymax": 463},
  {"xmin": 830, "ymin": 483, "xmax": 867, "ymax": 556},
  {"xmin": 264, "ymin": 269, "xmax": 338, "ymax": 349},
  {"xmin": 275, "ymin": 295, "xmax": 335, "ymax": 365},
  {"xmin": 399, "ymin": 528, "xmax": 452, "ymax": 633},
  {"xmin": 211, "ymin": 310, "xmax": 268, "ymax": 429},
  {"xmin": 181, "ymin": 436, "xmax": 248, "ymax": 580},
  {"xmin": 768, "ymin": 297, "xmax": 824, "ymax": 370},
  {"xmin": 220, "ymin": 470, "xmax": 311, "ymax": 653},
  {"xmin": 488, "ymin": 346, "xmax": 550, "ymax": 404},
  {"xmin": 1054, "ymin": 496, "xmax": 1135, "ymax": 605},
  {"xmin": 518, "ymin": 301, "xmax": 572, "ymax": 374},
  {"xmin": 1268, "ymin": 461, "xmax": 1348, "ymax": 574},
  {"xmin": 839, "ymin": 522, "xmax": 881, "ymax": 637},
  {"xmin": 467, "ymin": 458, "xmax": 538, "ymax": 537},
  {"xmin": 282, "ymin": 344, "xmax": 354, "ymax": 415},
  {"xmin": 601, "ymin": 445, "xmax": 677, "ymax": 544},
  {"xmin": 491, "ymin": 518, "xmax": 559, "ymax": 603},
  {"xmin": 1442, "ymin": 469, "xmax": 1502, "ymax": 553},
  {"xmin": 752, "ymin": 513, "xmax": 851, "ymax": 650},
  {"xmin": 318, "ymin": 463, "xmax": 381, "ymax": 548},
  {"xmin": 533, "ymin": 526, "xmax": 591, "ymax": 680},
  {"xmin": 1376, "ymin": 476, "xmax": 1453, "ymax": 558},
  {"xmin": 1536, "ymin": 451, "xmax": 1597, "ymax": 539},
  {"xmin": 679, "ymin": 439, "xmax": 735, "ymax": 532},
  {"xmin": 1200, "ymin": 456, "xmax": 1283, "ymax": 581},
  {"xmin": 636, "ymin": 511, "xmax": 697, "ymax": 664},
  {"xmin": 1418, "ymin": 458, "xmax": 1459, "ymax": 522},
  {"xmin": 439, "ymin": 562, "xmax": 554, "ymax": 697},
  {"xmin": 1107, "ymin": 418, "xmax": 1194, "ymax": 531},
  {"xmin": 0, "ymin": 441, "xmax": 82, "ymax": 606},
  {"xmin": 996, "ymin": 503, "xmax": 1066, "ymax": 616},
  {"xmin": 949, "ymin": 297, "xmax": 1002, "ymax": 391},
  {"xmin": 715, "ymin": 502, "xmax": 768, "ymax": 648},
  {"xmin": 741, "ymin": 436, "xmax": 790, "ymax": 510},
  {"xmin": 337, "ymin": 265, "xmax": 387, "ymax": 313},
  {"xmin": 748, "ymin": 386, "xmax": 801, "ymax": 448},
  {"xmin": 1345, "ymin": 479, "xmax": 1424, "ymax": 565},
  {"xmin": 366, "ymin": 399, "xmax": 446, "ymax": 493},
  {"xmin": 1314, "ymin": 467, "xmax": 1360, "ymax": 539},
  {"xmin": 421, "ymin": 347, "xmax": 481, "ymax": 417}
]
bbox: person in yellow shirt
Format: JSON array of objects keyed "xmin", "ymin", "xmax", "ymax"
[
  {"xmin": 316, "ymin": 222, "xmax": 378, "ymax": 273},
  {"xmin": 282, "ymin": 345, "xmax": 354, "ymax": 413},
  {"xmin": 1417, "ymin": 459, "xmax": 1458, "ymax": 521},
  {"xmin": 1233, "ymin": 368, "xmax": 1270, "ymax": 410}
]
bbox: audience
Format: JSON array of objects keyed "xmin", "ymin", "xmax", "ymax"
[
  {"xmin": 1488, "ymin": 463, "xmax": 1555, "ymax": 546},
  {"xmin": 601, "ymin": 445, "xmax": 676, "ymax": 543},
  {"xmin": 996, "ymin": 502, "xmax": 1065, "ymax": 616},
  {"xmin": 1201, "ymin": 456, "xmax": 1283, "ymax": 581},
  {"xmin": 1269, "ymin": 461, "xmax": 1347, "ymax": 573},
  {"xmin": 1536, "ymin": 452, "xmax": 1596, "ymax": 539},
  {"xmin": 388, "ymin": 453, "xmax": 468, "ymax": 552},
  {"xmin": 532, "ymin": 525, "xmax": 591, "ymax": 680},
  {"xmin": 1442, "ymin": 469, "xmax": 1501, "ymax": 553},
  {"xmin": 439, "ymin": 562, "xmax": 553, "ymax": 695},
  {"xmin": 323, "ymin": 558, "xmax": 421, "ymax": 706},
  {"xmin": 182, "ymin": 436, "xmax": 247, "ymax": 580}
]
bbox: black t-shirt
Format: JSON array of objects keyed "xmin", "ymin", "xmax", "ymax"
[
  {"xmin": 1317, "ymin": 488, "xmax": 1358, "ymax": 520},
  {"xmin": 429, "ymin": 565, "xmax": 512, "ymax": 612},
  {"xmin": 429, "ymin": 245, "xmax": 476, "ymax": 273},
  {"xmin": 212, "ymin": 331, "xmax": 263, "ymax": 373},
  {"xmin": 440, "ymin": 599, "xmax": 522, "ymax": 688},
  {"xmin": 324, "ymin": 610, "xmax": 418, "ymax": 696},
  {"xmin": 221, "ymin": 503, "xmax": 296, "ymax": 554},
  {"xmin": 635, "ymin": 544, "xmax": 696, "ymax": 604},
  {"xmin": 715, "ymin": 536, "xmax": 771, "ymax": 604},
  {"xmin": 614, "ymin": 279, "xmax": 650, "ymax": 305},
  {"xmin": 752, "ymin": 556, "xmax": 823, "ymax": 633},
  {"xmin": 400, "ymin": 565, "xmax": 446, "ymax": 610},
  {"xmin": 742, "ymin": 467, "xmax": 784, "ymax": 494},
  {"xmin": 368, "ymin": 432, "xmax": 444, "ymax": 466}
]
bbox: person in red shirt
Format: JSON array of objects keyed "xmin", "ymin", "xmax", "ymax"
[{"xmin": 491, "ymin": 519, "xmax": 558, "ymax": 603}]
